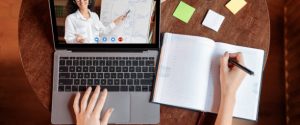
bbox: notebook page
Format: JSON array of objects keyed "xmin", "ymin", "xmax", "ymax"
[
  {"xmin": 153, "ymin": 33, "xmax": 215, "ymax": 110},
  {"xmin": 203, "ymin": 42, "xmax": 264, "ymax": 121}
]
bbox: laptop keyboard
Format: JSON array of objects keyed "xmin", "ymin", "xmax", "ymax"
[{"xmin": 58, "ymin": 57, "xmax": 155, "ymax": 92}]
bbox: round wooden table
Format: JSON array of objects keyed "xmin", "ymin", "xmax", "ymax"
[{"xmin": 19, "ymin": 0, "xmax": 270, "ymax": 124}]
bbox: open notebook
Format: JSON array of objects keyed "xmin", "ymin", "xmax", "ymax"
[{"xmin": 152, "ymin": 33, "xmax": 265, "ymax": 121}]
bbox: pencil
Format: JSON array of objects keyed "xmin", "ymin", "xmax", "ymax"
[{"xmin": 229, "ymin": 58, "xmax": 254, "ymax": 75}]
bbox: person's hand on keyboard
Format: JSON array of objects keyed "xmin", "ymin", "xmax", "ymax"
[{"xmin": 73, "ymin": 86, "xmax": 113, "ymax": 125}]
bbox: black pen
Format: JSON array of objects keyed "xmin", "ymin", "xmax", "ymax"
[{"xmin": 229, "ymin": 58, "xmax": 254, "ymax": 75}]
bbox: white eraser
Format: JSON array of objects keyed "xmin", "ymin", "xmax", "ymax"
[{"xmin": 202, "ymin": 10, "xmax": 225, "ymax": 32}]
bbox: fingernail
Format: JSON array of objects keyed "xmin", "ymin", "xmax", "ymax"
[{"xmin": 110, "ymin": 108, "xmax": 114, "ymax": 112}]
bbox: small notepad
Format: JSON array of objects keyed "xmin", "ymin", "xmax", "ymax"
[
  {"xmin": 202, "ymin": 10, "xmax": 225, "ymax": 32},
  {"xmin": 226, "ymin": 0, "xmax": 247, "ymax": 14},
  {"xmin": 173, "ymin": 1, "xmax": 196, "ymax": 23}
]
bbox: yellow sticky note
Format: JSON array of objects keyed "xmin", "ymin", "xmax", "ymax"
[{"xmin": 225, "ymin": 0, "xmax": 247, "ymax": 14}]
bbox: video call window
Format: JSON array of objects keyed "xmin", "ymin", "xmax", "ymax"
[{"xmin": 54, "ymin": 0, "xmax": 157, "ymax": 44}]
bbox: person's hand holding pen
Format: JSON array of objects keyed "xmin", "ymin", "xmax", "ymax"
[
  {"xmin": 113, "ymin": 10, "xmax": 130, "ymax": 25},
  {"xmin": 215, "ymin": 52, "xmax": 247, "ymax": 125}
]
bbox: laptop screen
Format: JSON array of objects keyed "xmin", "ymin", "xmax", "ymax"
[{"xmin": 51, "ymin": 0, "xmax": 159, "ymax": 46}]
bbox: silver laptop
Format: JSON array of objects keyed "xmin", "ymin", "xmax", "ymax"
[{"xmin": 48, "ymin": 0, "xmax": 161, "ymax": 124}]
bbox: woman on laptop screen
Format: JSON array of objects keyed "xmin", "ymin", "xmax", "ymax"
[{"xmin": 64, "ymin": 0, "xmax": 126, "ymax": 44}]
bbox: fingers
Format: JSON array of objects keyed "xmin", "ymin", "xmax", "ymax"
[
  {"xmin": 93, "ymin": 89, "xmax": 108, "ymax": 118},
  {"xmin": 80, "ymin": 87, "xmax": 92, "ymax": 112},
  {"xmin": 229, "ymin": 52, "xmax": 245, "ymax": 65},
  {"xmin": 73, "ymin": 92, "xmax": 80, "ymax": 116},
  {"xmin": 220, "ymin": 52, "xmax": 229, "ymax": 72},
  {"xmin": 86, "ymin": 86, "xmax": 100, "ymax": 113},
  {"xmin": 100, "ymin": 108, "xmax": 114, "ymax": 125}
]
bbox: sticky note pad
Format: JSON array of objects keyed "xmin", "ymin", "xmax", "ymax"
[
  {"xmin": 225, "ymin": 0, "xmax": 247, "ymax": 14},
  {"xmin": 202, "ymin": 10, "xmax": 225, "ymax": 32},
  {"xmin": 173, "ymin": 1, "xmax": 196, "ymax": 23}
]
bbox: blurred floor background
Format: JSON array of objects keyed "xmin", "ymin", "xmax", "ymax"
[{"xmin": 0, "ymin": 0, "xmax": 287, "ymax": 125}]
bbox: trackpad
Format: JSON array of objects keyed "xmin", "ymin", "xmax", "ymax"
[{"xmin": 101, "ymin": 92, "xmax": 130, "ymax": 124}]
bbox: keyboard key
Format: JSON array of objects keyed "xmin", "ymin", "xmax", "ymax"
[
  {"xmin": 119, "ymin": 61, "xmax": 125, "ymax": 66},
  {"xmin": 139, "ymin": 61, "xmax": 145, "ymax": 66},
  {"xmin": 146, "ymin": 60, "xmax": 154, "ymax": 66},
  {"xmin": 59, "ymin": 79, "xmax": 73, "ymax": 85},
  {"xmin": 96, "ymin": 67, "xmax": 102, "ymax": 72},
  {"xmin": 135, "ymin": 86, "xmax": 141, "ymax": 91},
  {"xmin": 104, "ymin": 73, "xmax": 110, "ymax": 78},
  {"xmin": 76, "ymin": 67, "xmax": 82, "ymax": 72},
  {"xmin": 99, "ymin": 60, "xmax": 105, "ymax": 66},
  {"xmin": 65, "ymin": 86, "xmax": 71, "ymax": 92},
  {"xmin": 93, "ymin": 60, "xmax": 98, "ymax": 65},
  {"xmin": 116, "ymin": 67, "xmax": 122, "ymax": 72},
  {"xmin": 73, "ymin": 60, "xmax": 79, "ymax": 66},
  {"xmin": 101, "ymin": 79, "xmax": 107, "ymax": 85},
  {"xmin": 122, "ymin": 67, "xmax": 128, "ymax": 72},
  {"xmin": 137, "ymin": 73, "xmax": 143, "ymax": 78},
  {"xmin": 129, "ymin": 67, "xmax": 135, "ymax": 72},
  {"xmin": 131, "ymin": 73, "xmax": 136, "ymax": 78},
  {"xmin": 94, "ymin": 79, "xmax": 100, "ymax": 85},
  {"xmin": 121, "ymin": 86, "xmax": 128, "ymax": 91},
  {"xmin": 109, "ymin": 67, "xmax": 115, "ymax": 72},
  {"xmin": 79, "ymin": 86, "xmax": 86, "ymax": 91},
  {"xmin": 69, "ymin": 66, "xmax": 75, "ymax": 72},
  {"xmin": 59, "ymin": 66, "xmax": 68, "ymax": 72},
  {"xmin": 121, "ymin": 79, "xmax": 126, "ymax": 85},
  {"xmin": 78, "ymin": 73, "xmax": 83, "ymax": 78},
  {"xmin": 136, "ymin": 67, "xmax": 141, "ymax": 72},
  {"xmin": 74, "ymin": 79, "xmax": 80, "ymax": 85},
  {"xmin": 114, "ymin": 79, "xmax": 120, "ymax": 85},
  {"xmin": 141, "ymin": 79, "xmax": 152, "ymax": 85},
  {"xmin": 59, "ymin": 73, "xmax": 70, "ymax": 79},
  {"xmin": 97, "ymin": 73, "xmax": 103, "ymax": 78},
  {"xmin": 144, "ymin": 73, "xmax": 153, "ymax": 78},
  {"xmin": 108, "ymin": 79, "xmax": 113, "ymax": 85},
  {"xmin": 84, "ymin": 73, "xmax": 90, "ymax": 78},
  {"xmin": 103, "ymin": 67, "xmax": 108, "ymax": 72},
  {"xmin": 113, "ymin": 60, "xmax": 118, "ymax": 66},
  {"xmin": 87, "ymin": 79, "xmax": 93, "ymax": 85},
  {"xmin": 106, "ymin": 60, "xmax": 112, "ymax": 66},
  {"xmin": 129, "ymin": 86, "xmax": 135, "ymax": 91},
  {"xmin": 72, "ymin": 86, "xmax": 79, "ymax": 91},
  {"xmin": 134, "ymin": 79, "xmax": 139, "ymax": 85},
  {"xmin": 126, "ymin": 61, "xmax": 131, "ymax": 66},
  {"xmin": 117, "ymin": 73, "xmax": 123, "ymax": 78},
  {"xmin": 71, "ymin": 73, "xmax": 77, "ymax": 78},
  {"xmin": 101, "ymin": 86, "xmax": 119, "ymax": 91},
  {"xmin": 142, "ymin": 67, "xmax": 148, "ymax": 72},
  {"xmin": 81, "ymin": 79, "xmax": 87, "ymax": 85},
  {"xmin": 86, "ymin": 60, "xmax": 92, "ymax": 66},
  {"xmin": 124, "ymin": 73, "xmax": 130, "ymax": 78},
  {"xmin": 66, "ymin": 60, "xmax": 72, "ymax": 65},
  {"xmin": 149, "ymin": 86, "xmax": 153, "ymax": 91},
  {"xmin": 127, "ymin": 79, "xmax": 133, "ymax": 85},
  {"xmin": 80, "ymin": 60, "xmax": 85, "ymax": 65},
  {"xmin": 58, "ymin": 86, "xmax": 64, "ymax": 91},
  {"xmin": 133, "ymin": 61, "xmax": 138, "ymax": 66},
  {"xmin": 59, "ymin": 60, "xmax": 65, "ymax": 66},
  {"xmin": 89, "ymin": 67, "xmax": 95, "ymax": 72},
  {"xmin": 142, "ymin": 86, "xmax": 148, "ymax": 91},
  {"xmin": 149, "ymin": 67, "xmax": 155, "ymax": 72},
  {"xmin": 111, "ymin": 73, "xmax": 116, "ymax": 78},
  {"xmin": 91, "ymin": 73, "xmax": 96, "ymax": 78},
  {"xmin": 83, "ymin": 67, "xmax": 89, "ymax": 72}
]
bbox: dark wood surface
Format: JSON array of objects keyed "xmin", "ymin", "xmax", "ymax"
[
  {"xmin": 284, "ymin": 0, "xmax": 300, "ymax": 125},
  {"xmin": 18, "ymin": 0, "xmax": 270, "ymax": 125}
]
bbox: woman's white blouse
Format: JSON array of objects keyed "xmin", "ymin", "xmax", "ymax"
[{"xmin": 64, "ymin": 10, "xmax": 116, "ymax": 44}]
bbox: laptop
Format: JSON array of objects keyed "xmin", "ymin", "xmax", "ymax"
[{"xmin": 48, "ymin": 0, "xmax": 161, "ymax": 124}]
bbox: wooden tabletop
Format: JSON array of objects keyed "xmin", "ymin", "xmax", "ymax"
[{"xmin": 19, "ymin": 0, "xmax": 270, "ymax": 124}]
